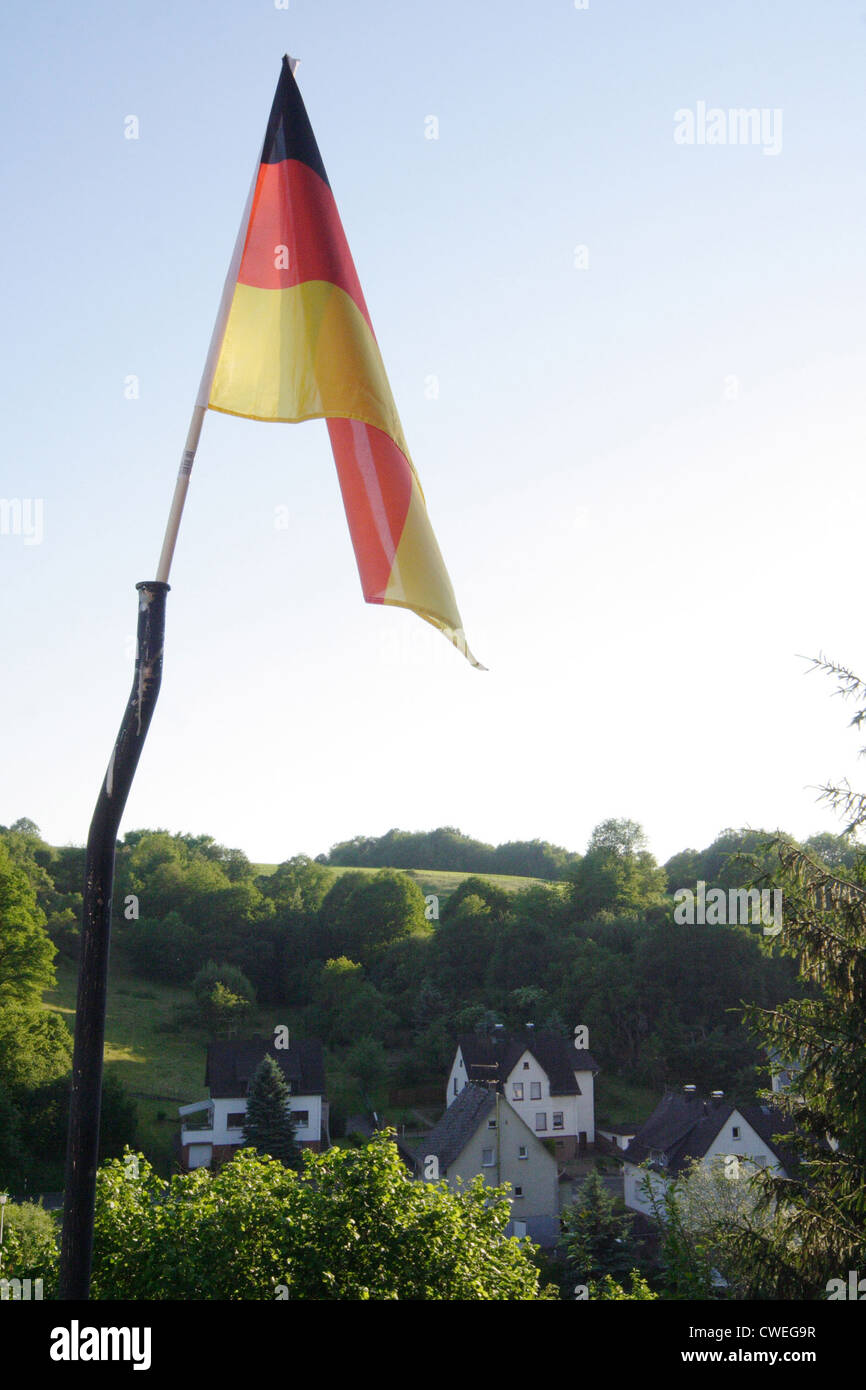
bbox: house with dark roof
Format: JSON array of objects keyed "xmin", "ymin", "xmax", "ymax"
[
  {"xmin": 178, "ymin": 1035, "xmax": 328, "ymax": 1171},
  {"xmin": 622, "ymin": 1086, "xmax": 796, "ymax": 1217},
  {"xmin": 446, "ymin": 1026, "xmax": 599, "ymax": 1158},
  {"xmin": 416, "ymin": 1082, "xmax": 561, "ymax": 1246}
]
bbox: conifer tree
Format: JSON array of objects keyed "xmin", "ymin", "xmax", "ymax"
[{"xmin": 242, "ymin": 1055, "xmax": 301, "ymax": 1169}]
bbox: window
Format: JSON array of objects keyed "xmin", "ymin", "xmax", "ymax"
[
  {"xmin": 732, "ymin": 1126, "xmax": 741, "ymax": 1139},
  {"xmin": 522, "ymin": 1061, "xmax": 530, "ymax": 1070},
  {"xmin": 453, "ymin": 1077, "xmax": 458, "ymax": 1095},
  {"xmin": 512, "ymin": 1220, "xmax": 527, "ymax": 1238},
  {"xmin": 530, "ymin": 1082, "xmax": 541, "ymax": 1100},
  {"xmin": 292, "ymin": 1110, "xmax": 309, "ymax": 1127},
  {"xmin": 553, "ymin": 1112, "xmax": 564, "ymax": 1130},
  {"xmin": 481, "ymin": 1147, "xmax": 495, "ymax": 1167},
  {"xmin": 512, "ymin": 1082, "xmax": 524, "ymax": 1101},
  {"xmin": 518, "ymin": 1145, "xmax": 528, "ymax": 1159},
  {"xmin": 487, "ymin": 1118, "xmax": 497, "ymax": 1129},
  {"xmin": 227, "ymin": 1112, "xmax": 245, "ymax": 1129},
  {"xmin": 535, "ymin": 1113, "xmax": 547, "ymax": 1131},
  {"xmin": 513, "ymin": 1186, "xmax": 524, "ymax": 1198}
]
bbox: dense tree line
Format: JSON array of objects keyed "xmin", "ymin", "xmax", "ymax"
[
  {"xmin": 317, "ymin": 825, "xmax": 581, "ymax": 880},
  {"xmin": 0, "ymin": 821, "xmax": 137, "ymax": 1188},
  {"xmin": 3, "ymin": 813, "xmax": 838, "ymax": 1145}
]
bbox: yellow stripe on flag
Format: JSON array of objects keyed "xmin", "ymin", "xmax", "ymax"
[{"xmin": 209, "ymin": 280, "xmax": 409, "ymax": 458}]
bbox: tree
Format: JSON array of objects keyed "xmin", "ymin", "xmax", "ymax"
[
  {"xmin": 261, "ymin": 855, "xmax": 335, "ymax": 914},
  {"xmin": 242, "ymin": 1056, "xmax": 301, "ymax": 1168},
  {"xmin": 345, "ymin": 1036, "xmax": 388, "ymax": 1107},
  {"xmin": 0, "ymin": 1200, "xmax": 59, "ymax": 1290},
  {"xmin": 0, "ymin": 840, "xmax": 56, "ymax": 1002},
  {"xmin": 307, "ymin": 957, "xmax": 396, "ymax": 1046},
  {"xmin": 720, "ymin": 656, "xmax": 866, "ymax": 1297},
  {"xmin": 567, "ymin": 819, "xmax": 666, "ymax": 921},
  {"xmin": 586, "ymin": 1270, "xmax": 658, "ymax": 1300},
  {"xmin": 560, "ymin": 1170, "xmax": 644, "ymax": 1287},
  {"xmin": 90, "ymin": 1135, "xmax": 555, "ymax": 1299}
]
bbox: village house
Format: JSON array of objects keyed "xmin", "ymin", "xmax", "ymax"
[
  {"xmin": 621, "ymin": 1085, "xmax": 796, "ymax": 1217},
  {"xmin": 178, "ymin": 1035, "xmax": 328, "ymax": 1171},
  {"xmin": 446, "ymin": 1025, "xmax": 599, "ymax": 1158},
  {"xmin": 416, "ymin": 1081, "xmax": 561, "ymax": 1246}
]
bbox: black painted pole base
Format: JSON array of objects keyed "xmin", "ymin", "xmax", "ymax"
[{"xmin": 58, "ymin": 581, "xmax": 169, "ymax": 1300}]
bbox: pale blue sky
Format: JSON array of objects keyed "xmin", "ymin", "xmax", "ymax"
[{"xmin": 2, "ymin": 0, "xmax": 865, "ymax": 865}]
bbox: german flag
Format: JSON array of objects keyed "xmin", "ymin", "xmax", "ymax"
[{"xmin": 204, "ymin": 56, "xmax": 482, "ymax": 668}]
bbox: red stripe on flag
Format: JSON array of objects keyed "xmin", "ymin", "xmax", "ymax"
[
  {"xmin": 327, "ymin": 418, "xmax": 413, "ymax": 602},
  {"xmin": 238, "ymin": 159, "xmax": 373, "ymax": 333}
]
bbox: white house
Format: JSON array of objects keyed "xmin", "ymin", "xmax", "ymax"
[
  {"xmin": 179, "ymin": 1036, "xmax": 327, "ymax": 1171},
  {"xmin": 621, "ymin": 1086, "xmax": 796, "ymax": 1217},
  {"xmin": 446, "ymin": 1026, "xmax": 598, "ymax": 1158},
  {"xmin": 418, "ymin": 1082, "xmax": 562, "ymax": 1246}
]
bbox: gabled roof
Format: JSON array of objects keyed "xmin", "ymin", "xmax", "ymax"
[
  {"xmin": 205, "ymin": 1036, "xmax": 325, "ymax": 1099},
  {"xmin": 421, "ymin": 1084, "xmax": 497, "ymax": 1171},
  {"xmin": 622, "ymin": 1090, "xmax": 797, "ymax": 1177},
  {"xmin": 455, "ymin": 1030, "xmax": 599, "ymax": 1096}
]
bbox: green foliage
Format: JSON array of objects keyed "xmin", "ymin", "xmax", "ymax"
[
  {"xmin": 345, "ymin": 1036, "xmax": 388, "ymax": 1106},
  {"xmin": 729, "ymin": 836, "xmax": 866, "ymax": 1297},
  {"xmin": 0, "ymin": 1200, "xmax": 59, "ymax": 1291},
  {"xmin": 125, "ymin": 909, "xmax": 201, "ymax": 984},
  {"xmin": 0, "ymin": 1003, "xmax": 72, "ymax": 1092},
  {"xmin": 586, "ymin": 1270, "xmax": 659, "ymax": 1299},
  {"xmin": 0, "ymin": 840, "xmax": 56, "ymax": 1002},
  {"xmin": 641, "ymin": 1170, "xmax": 721, "ymax": 1299},
  {"xmin": 567, "ymin": 819, "xmax": 667, "ymax": 921},
  {"xmin": 308, "ymin": 957, "xmax": 396, "ymax": 1046},
  {"xmin": 318, "ymin": 869, "xmax": 428, "ymax": 968},
  {"xmin": 191, "ymin": 959, "xmax": 256, "ymax": 1032},
  {"xmin": 260, "ymin": 855, "xmax": 335, "ymax": 913},
  {"xmin": 242, "ymin": 1056, "xmax": 301, "ymax": 1168},
  {"xmin": 90, "ymin": 1135, "xmax": 554, "ymax": 1299},
  {"xmin": 560, "ymin": 1170, "xmax": 644, "ymax": 1287},
  {"xmin": 321, "ymin": 827, "xmax": 578, "ymax": 880}
]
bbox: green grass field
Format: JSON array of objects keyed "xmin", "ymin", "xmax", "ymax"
[{"xmin": 43, "ymin": 952, "xmax": 284, "ymax": 1174}]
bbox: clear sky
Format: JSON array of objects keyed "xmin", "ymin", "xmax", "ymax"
[{"xmin": 2, "ymin": 0, "xmax": 864, "ymax": 867}]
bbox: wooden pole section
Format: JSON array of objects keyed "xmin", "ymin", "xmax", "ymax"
[
  {"xmin": 58, "ymin": 581, "xmax": 169, "ymax": 1299},
  {"xmin": 155, "ymin": 406, "xmax": 206, "ymax": 583}
]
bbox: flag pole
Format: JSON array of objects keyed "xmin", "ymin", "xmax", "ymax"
[
  {"xmin": 58, "ymin": 64, "xmax": 299, "ymax": 1301},
  {"xmin": 59, "ymin": 581, "xmax": 168, "ymax": 1299}
]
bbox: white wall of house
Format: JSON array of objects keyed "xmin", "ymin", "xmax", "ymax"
[
  {"xmin": 700, "ymin": 1111, "xmax": 784, "ymax": 1174},
  {"xmin": 623, "ymin": 1109, "xmax": 786, "ymax": 1216},
  {"xmin": 503, "ymin": 1050, "xmax": 596, "ymax": 1144},
  {"xmin": 182, "ymin": 1094, "xmax": 323, "ymax": 1151},
  {"xmin": 623, "ymin": 1162, "xmax": 671, "ymax": 1216},
  {"xmin": 446, "ymin": 1046, "xmax": 595, "ymax": 1143},
  {"xmin": 598, "ymin": 1128, "xmax": 635, "ymax": 1150},
  {"xmin": 432, "ymin": 1097, "xmax": 560, "ymax": 1230},
  {"xmin": 445, "ymin": 1048, "xmax": 466, "ymax": 1107}
]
